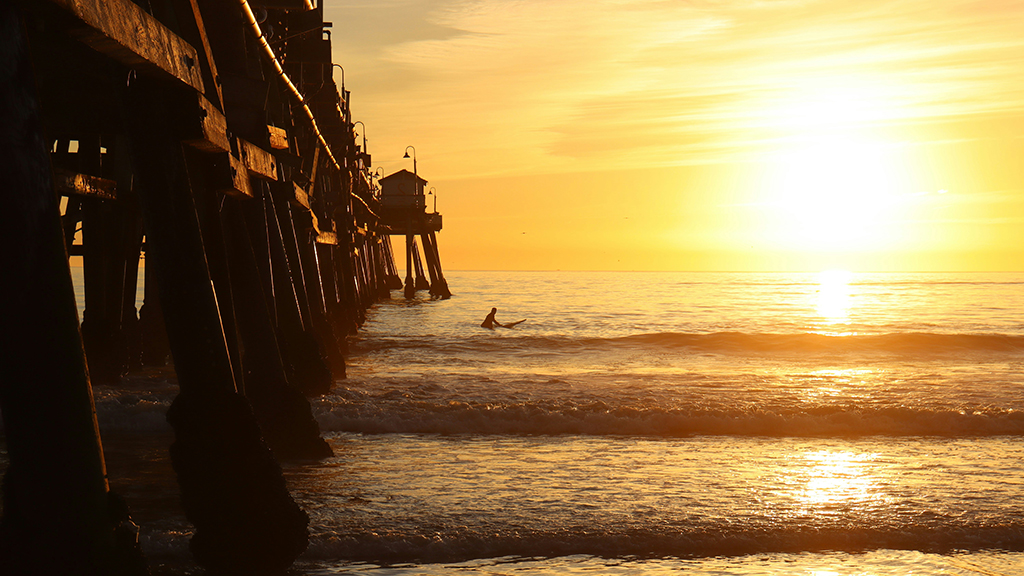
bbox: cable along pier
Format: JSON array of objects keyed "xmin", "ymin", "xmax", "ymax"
[{"xmin": 0, "ymin": 0, "xmax": 450, "ymax": 573}]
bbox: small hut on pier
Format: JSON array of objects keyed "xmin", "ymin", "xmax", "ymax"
[{"xmin": 379, "ymin": 170, "xmax": 450, "ymax": 299}]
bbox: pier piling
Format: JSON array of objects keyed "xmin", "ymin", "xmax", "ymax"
[
  {"xmin": 124, "ymin": 72, "xmax": 309, "ymax": 571},
  {"xmin": 0, "ymin": 6, "xmax": 144, "ymax": 573},
  {"xmin": 2, "ymin": 0, "xmax": 453, "ymax": 571}
]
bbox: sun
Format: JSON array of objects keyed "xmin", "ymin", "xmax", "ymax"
[
  {"xmin": 749, "ymin": 79, "xmax": 920, "ymax": 254},
  {"xmin": 762, "ymin": 134, "xmax": 904, "ymax": 251}
]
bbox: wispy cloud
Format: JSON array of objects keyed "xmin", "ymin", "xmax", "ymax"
[{"xmin": 328, "ymin": 0, "xmax": 1024, "ymax": 178}]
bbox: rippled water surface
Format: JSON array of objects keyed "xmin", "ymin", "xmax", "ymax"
[{"xmin": 11, "ymin": 271, "xmax": 1024, "ymax": 574}]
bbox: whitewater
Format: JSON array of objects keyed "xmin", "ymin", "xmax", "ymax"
[{"xmin": 8, "ymin": 270, "xmax": 1024, "ymax": 574}]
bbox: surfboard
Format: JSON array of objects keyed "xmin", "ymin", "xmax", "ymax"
[{"xmin": 502, "ymin": 319, "xmax": 526, "ymax": 328}]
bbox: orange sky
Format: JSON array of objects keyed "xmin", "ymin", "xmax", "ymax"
[{"xmin": 326, "ymin": 0, "xmax": 1024, "ymax": 271}]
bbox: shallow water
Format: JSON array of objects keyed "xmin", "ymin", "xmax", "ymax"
[
  {"xmin": 299, "ymin": 550, "xmax": 1024, "ymax": 575},
  {"xmin": 292, "ymin": 434, "xmax": 1024, "ymax": 562},
  {"xmin": 6, "ymin": 271, "xmax": 1024, "ymax": 574}
]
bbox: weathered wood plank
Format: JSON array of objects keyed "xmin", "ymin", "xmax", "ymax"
[
  {"xmin": 47, "ymin": 0, "xmax": 205, "ymax": 92},
  {"xmin": 268, "ymin": 125, "xmax": 288, "ymax": 150},
  {"xmin": 292, "ymin": 182, "xmax": 310, "ymax": 209},
  {"xmin": 238, "ymin": 138, "xmax": 278, "ymax": 181},
  {"xmin": 226, "ymin": 153, "xmax": 254, "ymax": 198},
  {"xmin": 52, "ymin": 167, "xmax": 117, "ymax": 200},
  {"xmin": 163, "ymin": 0, "xmax": 224, "ymax": 107},
  {"xmin": 207, "ymin": 153, "xmax": 254, "ymax": 198},
  {"xmin": 315, "ymin": 231, "xmax": 338, "ymax": 245},
  {"xmin": 180, "ymin": 93, "xmax": 230, "ymax": 153}
]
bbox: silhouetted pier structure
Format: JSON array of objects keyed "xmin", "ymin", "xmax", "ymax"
[
  {"xmin": 0, "ymin": 0, "xmax": 449, "ymax": 573},
  {"xmin": 379, "ymin": 169, "xmax": 451, "ymax": 299}
]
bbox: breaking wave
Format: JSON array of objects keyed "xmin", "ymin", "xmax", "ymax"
[
  {"xmin": 357, "ymin": 331, "xmax": 1024, "ymax": 357},
  {"xmin": 315, "ymin": 398, "xmax": 1024, "ymax": 438},
  {"xmin": 304, "ymin": 522, "xmax": 1024, "ymax": 565}
]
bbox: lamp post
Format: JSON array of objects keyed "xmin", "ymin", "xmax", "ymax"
[
  {"xmin": 401, "ymin": 146, "xmax": 417, "ymax": 299},
  {"xmin": 332, "ymin": 63, "xmax": 344, "ymax": 91},
  {"xmin": 428, "ymin": 186, "xmax": 436, "ymax": 213},
  {"xmin": 403, "ymin": 145, "xmax": 416, "ymax": 177},
  {"xmin": 372, "ymin": 167, "xmax": 384, "ymax": 197},
  {"xmin": 352, "ymin": 120, "xmax": 366, "ymax": 152}
]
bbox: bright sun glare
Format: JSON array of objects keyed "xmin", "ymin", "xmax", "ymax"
[
  {"xmin": 758, "ymin": 83, "xmax": 915, "ymax": 253},
  {"xmin": 815, "ymin": 269, "xmax": 853, "ymax": 324},
  {"xmin": 768, "ymin": 135, "xmax": 902, "ymax": 250}
]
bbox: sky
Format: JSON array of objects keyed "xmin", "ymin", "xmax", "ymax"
[{"xmin": 324, "ymin": 0, "xmax": 1024, "ymax": 271}]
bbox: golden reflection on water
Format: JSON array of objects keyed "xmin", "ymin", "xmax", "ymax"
[
  {"xmin": 796, "ymin": 450, "xmax": 880, "ymax": 513},
  {"xmin": 815, "ymin": 269, "xmax": 854, "ymax": 324},
  {"xmin": 800, "ymin": 368, "xmax": 875, "ymax": 402}
]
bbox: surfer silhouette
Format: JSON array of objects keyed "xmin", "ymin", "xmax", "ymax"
[{"xmin": 481, "ymin": 307, "xmax": 525, "ymax": 329}]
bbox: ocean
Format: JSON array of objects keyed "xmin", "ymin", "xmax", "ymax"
[{"xmin": 7, "ymin": 270, "xmax": 1024, "ymax": 574}]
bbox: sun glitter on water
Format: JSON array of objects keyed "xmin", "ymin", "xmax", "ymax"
[
  {"xmin": 796, "ymin": 450, "xmax": 881, "ymax": 514},
  {"xmin": 813, "ymin": 269, "xmax": 854, "ymax": 334}
]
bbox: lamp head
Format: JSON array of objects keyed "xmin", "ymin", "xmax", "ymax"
[{"xmin": 403, "ymin": 152, "xmax": 410, "ymax": 159}]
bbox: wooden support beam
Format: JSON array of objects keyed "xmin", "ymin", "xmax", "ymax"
[
  {"xmin": 333, "ymin": 237, "xmax": 361, "ymax": 332},
  {"xmin": 52, "ymin": 167, "xmax": 117, "ymax": 200},
  {"xmin": 79, "ymin": 135, "xmax": 130, "ymax": 385},
  {"xmin": 292, "ymin": 206, "xmax": 347, "ymax": 377},
  {"xmin": 271, "ymin": 191, "xmax": 312, "ymax": 328},
  {"xmin": 176, "ymin": 0, "xmax": 225, "ymax": 108},
  {"xmin": 180, "ymin": 93, "xmax": 230, "ymax": 154},
  {"xmin": 23, "ymin": 25, "xmax": 126, "ymax": 136},
  {"xmin": 186, "ymin": 146, "xmax": 246, "ymax": 399},
  {"xmin": 139, "ymin": 264, "xmax": 170, "ymax": 366},
  {"xmin": 220, "ymin": 197, "xmax": 332, "ymax": 458},
  {"xmin": 268, "ymin": 125, "xmax": 288, "ymax": 150},
  {"xmin": 404, "ymin": 233, "xmax": 415, "ymax": 298},
  {"xmin": 427, "ymin": 231, "xmax": 451, "ymax": 299},
  {"xmin": 238, "ymin": 137, "xmax": 278, "ymax": 181},
  {"xmin": 207, "ymin": 152, "xmax": 254, "ymax": 198},
  {"xmin": 291, "ymin": 181, "xmax": 310, "ymax": 209},
  {"xmin": 0, "ymin": 5, "xmax": 145, "ymax": 573},
  {"xmin": 263, "ymin": 189, "xmax": 332, "ymax": 396},
  {"xmin": 381, "ymin": 235, "xmax": 403, "ymax": 289},
  {"xmin": 412, "ymin": 238, "xmax": 430, "ymax": 290},
  {"xmin": 47, "ymin": 0, "xmax": 205, "ymax": 92},
  {"xmin": 420, "ymin": 232, "xmax": 439, "ymax": 295},
  {"xmin": 123, "ymin": 73, "xmax": 309, "ymax": 573},
  {"xmin": 61, "ymin": 195, "xmax": 82, "ymax": 254},
  {"xmin": 316, "ymin": 231, "xmax": 338, "ymax": 245},
  {"xmin": 315, "ymin": 243, "xmax": 351, "ymax": 361},
  {"xmin": 220, "ymin": 74, "xmax": 270, "ymax": 144},
  {"xmin": 370, "ymin": 239, "xmax": 390, "ymax": 297}
]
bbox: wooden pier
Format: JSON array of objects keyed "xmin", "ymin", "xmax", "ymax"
[{"xmin": 0, "ymin": 0, "xmax": 450, "ymax": 573}]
